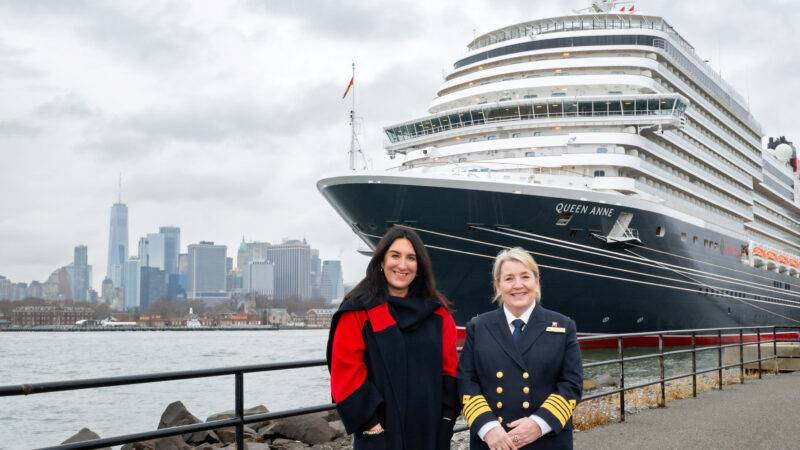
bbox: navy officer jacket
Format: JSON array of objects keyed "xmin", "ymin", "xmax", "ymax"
[{"xmin": 457, "ymin": 304, "xmax": 583, "ymax": 449}]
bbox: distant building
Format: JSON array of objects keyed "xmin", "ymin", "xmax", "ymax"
[
  {"xmin": 12, "ymin": 306, "xmax": 94, "ymax": 326},
  {"xmin": 123, "ymin": 258, "xmax": 141, "ymax": 311},
  {"xmin": 243, "ymin": 260, "xmax": 274, "ymax": 297},
  {"xmin": 268, "ymin": 239, "xmax": 311, "ymax": 300},
  {"xmin": 106, "ymin": 202, "xmax": 128, "ymax": 288},
  {"xmin": 320, "ymin": 260, "xmax": 344, "ymax": 303},
  {"xmin": 237, "ymin": 238, "xmax": 271, "ymax": 269},
  {"xmin": 311, "ymin": 248, "xmax": 321, "ymax": 298},
  {"xmin": 28, "ymin": 280, "xmax": 43, "ymax": 299},
  {"xmin": 0, "ymin": 276, "xmax": 11, "ymax": 300},
  {"xmin": 266, "ymin": 308, "xmax": 291, "ymax": 325},
  {"xmin": 58, "ymin": 267, "xmax": 72, "ymax": 300},
  {"xmin": 101, "ymin": 277, "xmax": 114, "ymax": 301},
  {"xmin": 306, "ymin": 308, "xmax": 336, "ymax": 327},
  {"xmin": 159, "ymin": 226, "xmax": 180, "ymax": 276},
  {"xmin": 140, "ymin": 267, "xmax": 167, "ymax": 311},
  {"xmin": 187, "ymin": 241, "xmax": 227, "ymax": 298},
  {"xmin": 73, "ymin": 245, "xmax": 89, "ymax": 302}
]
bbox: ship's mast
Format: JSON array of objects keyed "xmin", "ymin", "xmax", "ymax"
[{"xmin": 348, "ymin": 63, "xmax": 367, "ymax": 171}]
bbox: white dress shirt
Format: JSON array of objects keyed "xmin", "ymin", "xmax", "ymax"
[{"xmin": 477, "ymin": 302, "xmax": 553, "ymax": 440}]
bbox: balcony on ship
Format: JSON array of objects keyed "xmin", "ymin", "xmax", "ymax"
[{"xmin": 384, "ymin": 94, "xmax": 688, "ymax": 152}]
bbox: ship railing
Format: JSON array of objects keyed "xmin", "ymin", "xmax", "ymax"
[{"xmin": 2, "ymin": 326, "xmax": 797, "ymax": 449}]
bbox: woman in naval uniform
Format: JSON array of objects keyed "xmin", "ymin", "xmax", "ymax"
[
  {"xmin": 326, "ymin": 227, "xmax": 459, "ymax": 449},
  {"xmin": 458, "ymin": 247, "xmax": 582, "ymax": 449}
]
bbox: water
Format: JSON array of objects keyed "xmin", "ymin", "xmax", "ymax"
[
  {"xmin": 0, "ymin": 330, "xmax": 331, "ymax": 449},
  {"xmin": 0, "ymin": 331, "xmax": 724, "ymax": 449}
]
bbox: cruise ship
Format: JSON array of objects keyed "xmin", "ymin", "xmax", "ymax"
[{"xmin": 318, "ymin": 1, "xmax": 800, "ymax": 336}]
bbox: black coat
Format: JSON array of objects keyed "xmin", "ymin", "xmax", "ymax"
[
  {"xmin": 327, "ymin": 296, "xmax": 458, "ymax": 450},
  {"xmin": 458, "ymin": 304, "xmax": 583, "ymax": 449}
]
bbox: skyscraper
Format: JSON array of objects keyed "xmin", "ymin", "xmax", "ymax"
[
  {"xmin": 123, "ymin": 258, "xmax": 141, "ymax": 311},
  {"xmin": 106, "ymin": 202, "xmax": 128, "ymax": 288},
  {"xmin": 267, "ymin": 239, "xmax": 311, "ymax": 300},
  {"xmin": 243, "ymin": 260, "xmax": 274, "ymax": 297},
  {"xmin": 73, "ymin": 245, "xmax": 89, "ymax": 302},
  {"xmin": 144, "ymin": 233, "xmax": 166, "ymax": 270},
  {"xmin": 320, "ymin": 260, "xmax": 344, "ymax": 303},
  {"xmin": 159, "ymin": 226, "xmax": 180, "ymax": 276},
  {"xmin": 187, "ymin": 241, "xmax": 227, "ymax": 298}
]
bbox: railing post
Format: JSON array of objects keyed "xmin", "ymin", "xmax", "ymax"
[
  {"xmin": 717, "ymin": 329, "xmax": 723, "ymax": 390},
  {"xmin": 618, "ymin": 337, "xmax": 625, "ymax": 423},
  {"xmin": 691, "ymin": 332, "xmax": 697, "ymax": 398},
  {"xmin": 658, "ymin": 334, "xmax": 665, "ymax": 407},
  {"xmin": 756, "ymin": 328, "xmax": 762, "ymax": 378},
  {"xmin": 739, "ymin": 328, "xmax": 744, "ymax": 384},
  {"xmin": 773, "ymin": 326, "xmax": 779, "ymax": 375},
  {"xmin": 235, "ymin": 372, "xmax": 244, "ymax": 449}
]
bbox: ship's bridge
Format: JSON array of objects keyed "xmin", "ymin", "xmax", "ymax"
[{"xmin": 384, "ymin": 93, "xmax": 688, "ymax": 153}]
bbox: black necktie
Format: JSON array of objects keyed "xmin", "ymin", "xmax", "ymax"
[{"xmin": 512, "ymin": 319, "xmax": 525, "ymax": 341}]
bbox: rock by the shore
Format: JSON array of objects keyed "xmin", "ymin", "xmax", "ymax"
[
  {"xmin": 592, "ymin": 373, "xmax": 619, "ymax": 388},
  {"xmin": 207, "ymin": 405, "xmax": 272, "ymax": 433},
  {"xmin": 265, "ymin": 413, "xmax": 337, "ymax": 445},
  {"xmin": 62, "ymin": 428, "xmax": 109, "ymax": 449},
  {"xmin": 153, "ymin": 435, "xmax": 192, "ymax": 450},
  {"xmin": 121, "ymin": 441, "xmax": 155, "ymax": 450},
  {"xmin": 157, "ymin": 400, "xmax": 215, "ymax": 444},
  {"xmin": 270, "ymin": 438, "xmax": 307, "ymax": 450}
]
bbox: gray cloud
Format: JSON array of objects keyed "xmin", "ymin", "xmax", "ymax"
[
  {"xmin": 0, "ymin": 120, "xmax": 40, "ymax": 137},
  {"xmin": 241, "ymin": 0, "xmax": 423, "ymax": 41},
  {"xmin": 34, "ymin": 94, "xmax": 95, "ymax": 118}
]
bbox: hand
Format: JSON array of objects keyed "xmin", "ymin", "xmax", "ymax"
[
  {"xmin": 507, "ymin": 417, "xmax": 542, "ymax": 447},
  {"xmin": 363, "ymin": 423, "xmax": 384, "ymax": 435},
  {"xmin": 484, "ymin": 425, "xmax": 515, "ymax": 450}
]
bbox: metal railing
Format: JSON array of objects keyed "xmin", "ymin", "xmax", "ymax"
[
  {"xmin": 579, "ymin": 325, "xmax": 799, "ymax": 423},
  {"xmin": 1, "ymin": 325, "xmax": 797, "ymax": 449}
]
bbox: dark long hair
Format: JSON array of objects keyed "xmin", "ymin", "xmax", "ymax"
[{"xmin": 344, "ymin": 226, "xmax": 447, "ymax": 308}]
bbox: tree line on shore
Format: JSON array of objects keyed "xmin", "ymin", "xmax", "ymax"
[{"xmin": 0, "ymin": 294, "xmax": 332, "ymax": 321}]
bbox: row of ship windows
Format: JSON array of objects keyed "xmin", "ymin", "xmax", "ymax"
[{"xmin": 484, "ymin": 90, "xmax": 625, "ymax": 103}]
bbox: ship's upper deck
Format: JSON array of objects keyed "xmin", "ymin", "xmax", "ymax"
[{"xmin": 457, "ymin": 12, "xmax": 756, "ymax": 131}]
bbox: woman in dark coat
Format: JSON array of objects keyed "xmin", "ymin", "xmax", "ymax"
[
  {"xmin": 458, "ymin": 247, "xmax": 582, "ymax": 449},
  {"xmin": 326, "ymin": 226, "xmax": 458, "ymax": 449}
]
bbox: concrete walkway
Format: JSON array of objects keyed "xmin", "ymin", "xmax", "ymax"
[{"xmin": 574, "ymin": 371, "xmax": 800, "ymax": 450}]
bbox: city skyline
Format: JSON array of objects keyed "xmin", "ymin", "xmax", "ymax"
[{"xmin": 1, "ymin": 1, "xmax": 798, "ymax": 290}]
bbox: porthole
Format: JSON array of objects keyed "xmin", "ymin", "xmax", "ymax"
[
  {"xmin": 636, "ymin": 317, "xmax": 644, "ymax": 323},
  {"xmin": 602, "ymin": 316, "xmax": 610, "ymax": 323},
  {"xmin": 656, "ymin": 226, "xmax": 665, "ymax": 237}
]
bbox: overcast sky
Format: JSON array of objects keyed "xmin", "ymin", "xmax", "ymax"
[{"xmin": 1, "ymin": 0, "xmax": 797, "ymax": 291}]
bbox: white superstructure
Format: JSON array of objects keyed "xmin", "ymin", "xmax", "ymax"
[{"xmin": 381, "ymin": 2, "xmax": 800, "ymax": 275}]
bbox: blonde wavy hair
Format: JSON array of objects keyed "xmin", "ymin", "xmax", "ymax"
[{"xmin": 492, "ymin": 247, "xmax": 541, "ymax": 304}]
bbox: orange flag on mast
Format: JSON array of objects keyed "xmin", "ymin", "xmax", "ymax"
[{"xmin": 342, "ymin": 77, "xmax": 354, "ymax": 99}]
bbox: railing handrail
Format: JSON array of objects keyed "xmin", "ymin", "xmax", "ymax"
[
  {"xmin": 3, "ymin": 325, "xmax": 799, "ymax": 450},
  {"xmin": 0, "ymin": 359, "xmax": 326, "ymax": 397}
]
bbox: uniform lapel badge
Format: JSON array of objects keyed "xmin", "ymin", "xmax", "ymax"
[{"xmin": 546, "ymin": 321, "xmax": 566, "ymax": 333}]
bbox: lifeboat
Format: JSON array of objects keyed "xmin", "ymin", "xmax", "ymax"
[
  {"xmin": 779, "ymin": 255, "xmax": 790, "ymax": 264},
  {"xmin": 753, "ymin": 247, "xmax": 766, "ymax": 257},
  {"xmin": 767, "ymin": 251, "xmax": 778, "ymax": 261},
  {"xmin": 790, "ymin": 259, "xmax": 800, "ymax": 268}
]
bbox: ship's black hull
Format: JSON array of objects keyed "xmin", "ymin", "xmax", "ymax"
[{"xmin": 319, "ymin": 175, "xmax": 800, "ymax": 333}]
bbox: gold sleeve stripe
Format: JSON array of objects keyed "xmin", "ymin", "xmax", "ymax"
[
  {"xmin": 544, "ymin": 397, "xmax": 571, "ymax": 420},
  {"xmin": 463, "ymin": 398, "xmax": 490, "ymax": 420},
  {"xmin": 541, "ymin": 401, "xmax": 568, "ymax": 427},
  {"xmin": 547, "ymin": 393, "xmax": 575, "ymax": 414},
  {"xmin": 463, "ymin": 394, "xmax": 488, "ymax": 410},
  {"xmin": 462, "ymin": 395, "xmax": 493, "ymax": 427},
  {"xmin": 465, "ymin": 405, "xmax": 493, "ymax": 426}
]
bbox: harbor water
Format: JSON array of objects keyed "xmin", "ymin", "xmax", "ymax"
[{"xmin": 0, "ymin": 330, "xmax": 723, "ymax": 449}]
